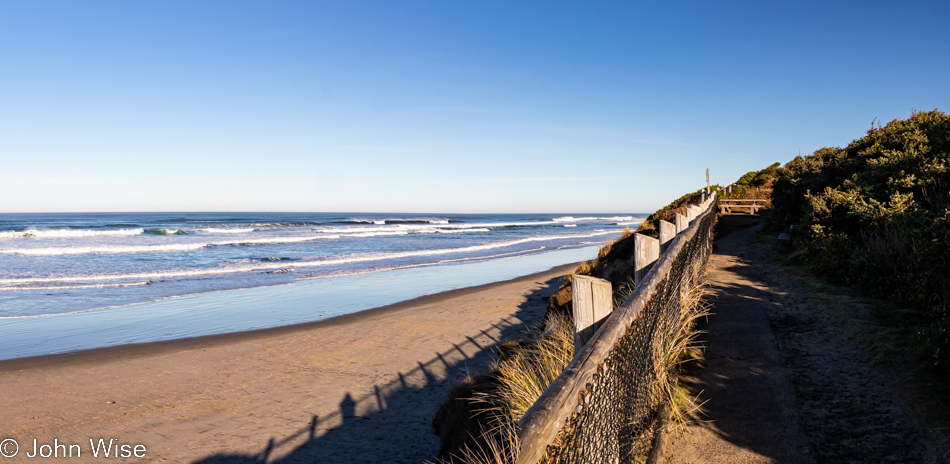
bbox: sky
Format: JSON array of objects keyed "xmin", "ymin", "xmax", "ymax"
[{"xmin": 1, "ymin": 1, "xmax": 948, "ymax": 214}]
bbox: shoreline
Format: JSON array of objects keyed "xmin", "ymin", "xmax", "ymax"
[
  {"xmin": 0, "ymin": 262, "xmax": 575, "ymax": 463},
  {"xmin": 0, "ymin": 262, "xmax": 575, "ymax": 371},
  {"xmin": 0, "ymin": 245, "xmax": 598, "ymax": 360}
]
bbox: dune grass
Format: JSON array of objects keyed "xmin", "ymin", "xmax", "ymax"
[
  {"xmin": 432, "ymin": 315, "xmax": 574, "ymax": 464},
  {"xmin": 657, "ymin": 276, "xmax": 711, "ymax": 430},
  {"xmin": 491, "ymin": 313, "xmax": 576, "ymax": 423}
]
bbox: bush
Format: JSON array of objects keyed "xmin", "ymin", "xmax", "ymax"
[
  {"xmin": 769, "ymin": 109, "xmax": 950, "ymax": 367},
  {"xmin": 729, "ymin": 162, "xmax": 780, "ymax": 199}
]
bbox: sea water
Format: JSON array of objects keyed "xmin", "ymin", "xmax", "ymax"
[{"xmin": 0, "ymin": 212, "xmax": 642, "ymax": 358}]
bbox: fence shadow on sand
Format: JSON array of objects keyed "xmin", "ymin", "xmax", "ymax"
[{"xmin": 192, "ymin": 274, "xmax": 566, "ymax": 464}]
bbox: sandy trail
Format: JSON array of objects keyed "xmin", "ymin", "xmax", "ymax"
[
  {"xmin": 0, "ymin": 264, "xmax": 571, "ymax": 463},
  {"xmin": 664, "ymin": 218, "xmax": 944, "ymax": 463}
]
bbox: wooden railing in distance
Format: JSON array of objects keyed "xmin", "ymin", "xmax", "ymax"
[
  {"xmin": 515, "ymin": 192, "xmax": 718, "ymax": 464},
  {"xmin": 718, "ymin": 198, "xmax": 767, "ymax": 215}
]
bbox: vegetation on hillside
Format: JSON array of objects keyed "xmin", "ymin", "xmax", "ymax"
[
  {"xmin": 633, "ymin": 188, "xmax": 715, "ymax": 238},
  {"xmin": 727, "ymin": 162, "xmax": 780, "ymax": 200},
  {"xmin": 768, "ymin": 109, "xmax": 950, "ymax": 368}
]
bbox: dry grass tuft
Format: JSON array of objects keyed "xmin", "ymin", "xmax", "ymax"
[
  {"xmin": 435, "ymin": 315, "xmax": 575, "ymax": 464},
  {"xmin": 571, "ymin": 260, "xmax": 594, "ymax": 277},
  {"xmin": 491, "ymin": 313, "xmax": 575, "ymax": 422},
  {"xmin": 429, "ymin": 421, "xmax": 519, "ymax": 464},
  {"xmin": 659, "ymin": 275, "xmax": 709, "ymax": 428},
  {"xmin": 657, "ymin": 268, "xmax": 711, "ymax": 430},
  {"xmin": 455, "ymin": 423, "xmax": 519, "ymax": 464}
]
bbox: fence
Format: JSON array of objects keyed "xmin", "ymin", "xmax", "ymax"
[
  {"xmin": 514, "ymin": 192, "xmax": 717, "ymax": 464},
  {"xmin": 718, "ymin": 198, "xmax": 767, "ymax": 215}
]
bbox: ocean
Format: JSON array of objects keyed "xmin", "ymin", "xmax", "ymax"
[{"xmin": 0, "ymin": 212, "xmax": 642, "ymax": 358}]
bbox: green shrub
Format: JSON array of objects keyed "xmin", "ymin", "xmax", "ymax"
[
  {"xmin": 725, "ymin": 162, "xmax": 780, "ymax": 199},
  {"xmin": 769, "ymin": 109, "xmax": 950, "ymax": 367}
]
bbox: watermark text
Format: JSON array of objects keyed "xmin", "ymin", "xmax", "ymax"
[{"xmin": 0, "ymin": 438, "xmax": 146, "ymax": 459}]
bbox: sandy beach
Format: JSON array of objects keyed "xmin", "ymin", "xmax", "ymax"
[{"xmin": 0, "ymin": 264, "xmax": 573, "ymax": 463}]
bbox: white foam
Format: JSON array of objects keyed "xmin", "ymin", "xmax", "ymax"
[
  {"xmin": 390, "ymin": 228, "xmax": 492, "ymax": 235},
  {"xmin": 0, "ymin": 230, "xmax": 618, "ymax": 285},
  {"xmin": 0, "ymin": 281, "xmax": 152, "ymax": 291},
  {"xmin": 340, "ymin": 219, "xmax": 377, "ymax": 224},
  {"xmin": 225, "ymin": 235, "xmax": 340, "ymax": 245},
  {"xmin": 563, "ymin": 224, "xmax": 577, "ymax": 227},
  {"xmin": 315, "ymin": 225, "xmax": 399, "ymax": 233},
  {"xmin": 353, "ymin": 218, "xmax": 450, "ymax": 225},
  {"xmin": 341, "ymin": 230, "xmax": 410, "ymax": 238},
  {"xmin": 2, "ymin": 243, "xmax": 210, "ymax": 256},
  {"xmin": 0, "ymin": 235, "xmax": 341, "ymax": 256},
  {"xmin": 386, "ymin": 218, "xmax": 450, "ymax": 224},
  {"xmin": 248, "ymin": 223, "xmax": 307, "ymax": 228},
  {"xmin": 429, "ymin": 228, "xmax": 491, "ymax": 234},
  {"xmin": 0, "ymin": 228, "xmax": 144, "ymax": 239},
  {"xmin": 311, "ymin": 221, "xmax": 539, "ymax": 234},
  {"xmin": 146, "ymin": 228, "xmax": 183, "ymax": 235},
  {"xmin": 297, "ymin": 246, "xmax": 548, "ymax": 281},
  {"xmin": 200, "ymin": 227, "xmax": 255, "ymax": 234},
  {"xmin": 552, "ymin": 216, "xmax": 634, "ymax": 223},
  {"xmin": 432, "ymin": 246, "xmax": 546, "ymax": 263}
]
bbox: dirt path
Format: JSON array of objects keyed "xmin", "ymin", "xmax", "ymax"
[{"xmin": 663, "ymin": 218, "xmax": 944, "ymax": 463}]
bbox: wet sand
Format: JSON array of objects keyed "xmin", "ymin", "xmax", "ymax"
[{"xmin": 0, "ymin": 264, "xmax": 573, "ymax": 463}]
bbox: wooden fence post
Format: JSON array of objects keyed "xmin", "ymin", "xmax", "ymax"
[
  {"xmin": 675, "ymin": 213, "xmax": 687, "ymax": 234},
  {"xmin": 688, "ymin": 205, "xmax": 700, "ymax": 222},
  {"xmin": 571, "ymin": 275, "xmax": 613, "ymax": 350},
  {"xmin": 658, "ymin": 220, "xmax": 675, "ymax": 254},
  {"xmin": 634, "ymin": 233, "xmax": 660, "ymax": 283}
]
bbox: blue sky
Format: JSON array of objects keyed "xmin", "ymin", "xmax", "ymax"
[{"xmin": 1, "ymin": 1, "xmax": 948, "ymax": 213}]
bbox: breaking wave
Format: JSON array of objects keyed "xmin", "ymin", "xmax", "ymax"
[
  {"xmin": 340, "ymin": 217, "xmax": 452, "ymax": 225},
  {"xmin": 552, "ymin": 216, "xmax": 634, "ymax": 223},
  {"xmin": 199, "ymin": 228, "xmax": 255, "ymax": 234},
  {"xmin": 0, "ymin": 228, "xmax": 144, "ymax": 239},
  {"xmin": 0, "ymin": 235, "xmax": 342, "ymax": 256},
  {"xmin": 0, "ymin": 281, "xmax": 153, "ymax": 291},
  {"xmin": 0, "ymin": 230, "xmax": 616, "ymax": 285},
  {"xmin": 144, "ymin": 228, "xmax": 188, "ymax": 235}
]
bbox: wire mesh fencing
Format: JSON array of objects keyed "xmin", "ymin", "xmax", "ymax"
[{"xmin": 516, "ymin": 198, "xmax": 716, "ymax": 464}]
